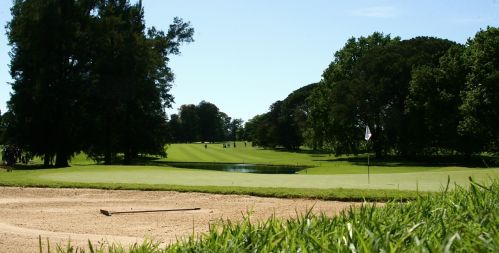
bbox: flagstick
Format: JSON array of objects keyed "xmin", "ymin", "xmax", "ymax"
[
  {"xmin": 367, "ymin": 150, "xmax": 370, "ymax": 184},
  {"xmin": 365, "ymin": 125, "xmax": 372, "ymax": 184}
]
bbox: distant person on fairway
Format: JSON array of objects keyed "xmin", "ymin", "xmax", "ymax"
[{"xmin": 204, "ymin": 144, "xmax": 207, "ymax": 149}]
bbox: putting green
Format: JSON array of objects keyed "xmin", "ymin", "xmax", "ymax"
[{"xmin": 39, "ymin": 165, "xmax": 497, "ymax": 191}]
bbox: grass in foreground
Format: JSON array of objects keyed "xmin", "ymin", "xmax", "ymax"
[{"xmin": 46, "ymin": 178, "xmax": 498, "ymax": 252}]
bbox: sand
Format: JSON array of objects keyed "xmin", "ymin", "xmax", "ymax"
[{"xmin": 0, "ymin": 187, "xmax": 357, "ymax": 252}]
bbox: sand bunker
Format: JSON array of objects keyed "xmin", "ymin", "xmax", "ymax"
[{"xmin": 0, "ymin": 187, "xmax": 357, "ymax": 252}]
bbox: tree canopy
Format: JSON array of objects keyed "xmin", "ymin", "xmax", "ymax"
[
  {"xmin": 245, "ymin": 83, "xmax": 317, "ymax": 149},
  {"xmin": 5, "ymin": 2, "xmax": 497, "ymax": 163},
  {"xmin": 167, "ymin": 101, "xmax": 243, "ymax": 143},
  {"xmin": 248, "ymin": 28, "xmax": 499, "ymax": 157},
  {"xmin": 5, "ymin": 0, "xmax": 194, "ymax": 166}
]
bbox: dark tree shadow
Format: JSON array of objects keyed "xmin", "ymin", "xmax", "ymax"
[{"xmin": 315, "ymin": 155, "xmax": 499, "ymax": 168}]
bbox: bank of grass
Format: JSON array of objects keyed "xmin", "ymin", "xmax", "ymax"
[{"xmin": 47, "ymin": 178, "xmax": 498, "ymax": 253}]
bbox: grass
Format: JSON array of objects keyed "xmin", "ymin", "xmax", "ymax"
[
  {"xmin": 0, "ymin": 142, "xmax": 498, "ymax": 199},
  {"xmin": 46, "ymin": 178, "xmax": 499, "ymax": 252},
  {"xmin": 0, "ymin": 165, "xmax": 417, "ymax": 202}
]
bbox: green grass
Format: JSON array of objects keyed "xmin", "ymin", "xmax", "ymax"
[
  {"xmin": 0, "ymin": 165, "xmax": 417, "ymax": 201},
  {"xmin": 47, "ymin": 179, "xmax": 499, "ymax": 252},
  {"xmin": 167, "ymin": 179, "xmax": 499, "ymax": 252},
  {"xmin": 0, "ymin": 143, "xmax": 497, "ymax": 200}
]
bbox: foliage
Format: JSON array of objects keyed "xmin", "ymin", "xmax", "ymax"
[
  {"xmin": 246, "ymin": 83, "xmax": 318, "ymax": 149},
  {"xmin": 309, "ymin": 34, "xmax": 455, "ymax": 156},
  {"xmin": 6, "ymin": 0, "xmax": 94, "ymax": 167},
  {"xmin": 6, "ymin": 0, "xmax": 193, "ymax": 166},
  {"xmin": 168, "ymin": 101, "xmax": 243, "ymax": 143},
  {"xmin": 459, "ymin": 27, "xmax": 499, "ymax": 154},
  {"xmin": 406, "ymin": 45, "xmax": 467, "ymax": 154},
  {"xmin": 255, "ymin": 28, "xmax": 499, "ymax": 157}
]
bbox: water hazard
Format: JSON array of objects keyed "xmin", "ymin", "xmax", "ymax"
[{"xmin": 166, "ymin": 162, "xmax": 308, "ymax": 174}]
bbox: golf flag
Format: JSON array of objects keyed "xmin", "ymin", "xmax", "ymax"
[{"xmin": 365, "ymin": 125, "xmax": 372, "ymax": 141}]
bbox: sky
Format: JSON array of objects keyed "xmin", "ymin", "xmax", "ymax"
[{"xmin": 0, "ymin": 0, "xmax": 498, "ymax": 122}]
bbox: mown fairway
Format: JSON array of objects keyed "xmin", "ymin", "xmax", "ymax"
[{"xmin": 1, "ymin": 143, "xmax": 497, "ymax": 195}]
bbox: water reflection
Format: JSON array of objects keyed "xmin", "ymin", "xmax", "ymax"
[{"xmin": 167, "ymin": 162, "xmax": 308, "ymax": 174}]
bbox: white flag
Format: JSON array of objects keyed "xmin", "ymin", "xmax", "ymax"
[{"xmin": 365, "ymin": 125, "xmax": 372, "ymax": 141}]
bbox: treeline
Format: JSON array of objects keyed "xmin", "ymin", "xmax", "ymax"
[
  {"xmin": 244, "ymin": 84, "xmax": 316, "ymax": 150},
  {"xmin": 167, "ymin": 101, "xmax": 244, "ymax": 143},
  {"xmin": 2, "ymin": 0, "xmax": 193, "ymax": 166},
  {"xmin": 246, "ymin": 28, "xmax": 499, "ymax": 157}
]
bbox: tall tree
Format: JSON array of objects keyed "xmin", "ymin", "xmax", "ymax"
[
  {"xmin": 459, "ymin": 27, "xmax": 499, "ymax": 154},
  {"xmin": 352, "ymin": 37, "xmax": 455, "ymax": 156},
  {"xmin": 7, "ymin": 0, "xmax": 193, "ymax": 165},
  {"xmin": 7, "ymin": 0, "xmax": 94, "ymax": 167},
  {"xmin": 178, "ymin": 104, "xmax": 199, "ymax": 143},
  {"xmin": 311, "ymin": 32, "xmax": 398, "ymax": 155},
  {"xmin": 85, "ymin": 0, "xmax": 193, "ymax": 164},
  {"xmin": 197, "ymin": 101, "xmax": 223, "ymax": 142},
  {"xmin": 406, "ymin": 45, "xmax": 467, "ymax": 154},
  {"xmin": 307, "ymin": 34, "xmax": 454, "ymax": 157},
  {"xmin": 228, "ymin": 118, "xmax": 244, "ymax": 141},
  {"xmin": 166, "ymin": 114, "xmax": 182, "ymax": 143}
]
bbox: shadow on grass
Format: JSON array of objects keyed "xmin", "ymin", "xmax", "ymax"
[
  {"xmin": 271, "ymin": 147, "xmax": 331, "ymax": 155},
  {"xmin": 8, "ymin": 164, "xmax": 56, "ymax": 171},
  {"xmin": 256, "ymin": 146, "xmax": 499, "ymax": 168},
  {"xmin": 316, "ymin": 155, "xmax": 499, "ymax": 168}
]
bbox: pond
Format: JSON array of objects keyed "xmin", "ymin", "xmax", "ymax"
[{"xmin": 166, "ymin": 162, "xmax": 308, "ymax": 174}]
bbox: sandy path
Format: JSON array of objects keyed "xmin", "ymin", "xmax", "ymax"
[{"xmin": 0, "ymin": 187, "xmax": 356, "ymax": 252}]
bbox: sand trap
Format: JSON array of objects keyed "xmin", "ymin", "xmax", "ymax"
[{"xmin": 0, "ymin": 187, "xmax": 357, "ymax": 252}]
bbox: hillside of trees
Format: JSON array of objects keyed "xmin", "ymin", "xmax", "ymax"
[{"xmin": 247, "ymin": 27, "xmax": 499, "ymax": 158}]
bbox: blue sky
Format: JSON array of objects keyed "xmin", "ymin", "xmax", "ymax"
[{"xmin": 0, "ymin": 0, "xmax": 498, "ymax": 121}]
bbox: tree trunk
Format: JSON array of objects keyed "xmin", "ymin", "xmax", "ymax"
[
  {"xmin": 373, "ymin": 140, "xmax": 383, "ymax": 158},
  {"xmin": 124, "ymin": 149, "xmax": 132, "ymax": 165},
  {"xmin": 44, "ymin": 153, "xmax": 51, "ymax": 167},
  {"xmin": 104, "ymin": 151, "xmax": 112, "ymax": 165},
  {"xmin": 55, "ymin": 152, "xmax": 69, "ymax": 167}
]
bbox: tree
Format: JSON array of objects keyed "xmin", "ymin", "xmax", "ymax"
[
  {"xmin": 0, "ymin": 110, "xmax": 5, "ymax": 144},
  {"xmin": 84, "ymin": 1, "xmax": 193, "ymax": 164},
  {"xmin": 166, "ymin": 114, "xmax": 182, "ymax": 143},
  {"xmin": 305, "ymin": 82, "xmax": 330, "ymax": 150},
  {"xmin": 218, "ymin": 112, "xmax": 232, "ymax": 141},
  {"xmin": 312, "ymin": 32, "xmax": 398, "ymax": 155},
  {"xmin": 244, "ymin": 83, "xmax": 316, "ymax": 150},
  {"xmin": 307, "ymin": 34, "xmax": 455, "ymax": 157},
  {"xmin": 352, "ymin": 37, "xmax": 455, "ymax": 156},
  {"xmin": 197, "ymin": 101, "xmax": 223, "ymax": 142},
  {"xmin": 6, "ymin": 0, "xmax": 194, "ymax": 165},
  {"xmin": 459, "ymin": 27, "xmax": 499, "ymax": 154},
  {"xmin": 406, "ymin": 45, "xmax": 467, "ymax": 154},
  {"xmin": 228, "ymin": 118, "xmax": 244, "ymax": 141},
  {"xmin": 178, "ymin": 104, "xmax": 199, "ymax": 143},
  {"xmin": 7, "ymin": 0, "xmax": 94, "ymax": 167},
  {"xmin": 246, "ymin": 113, "xmax": 275, "ymax": 148}
]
